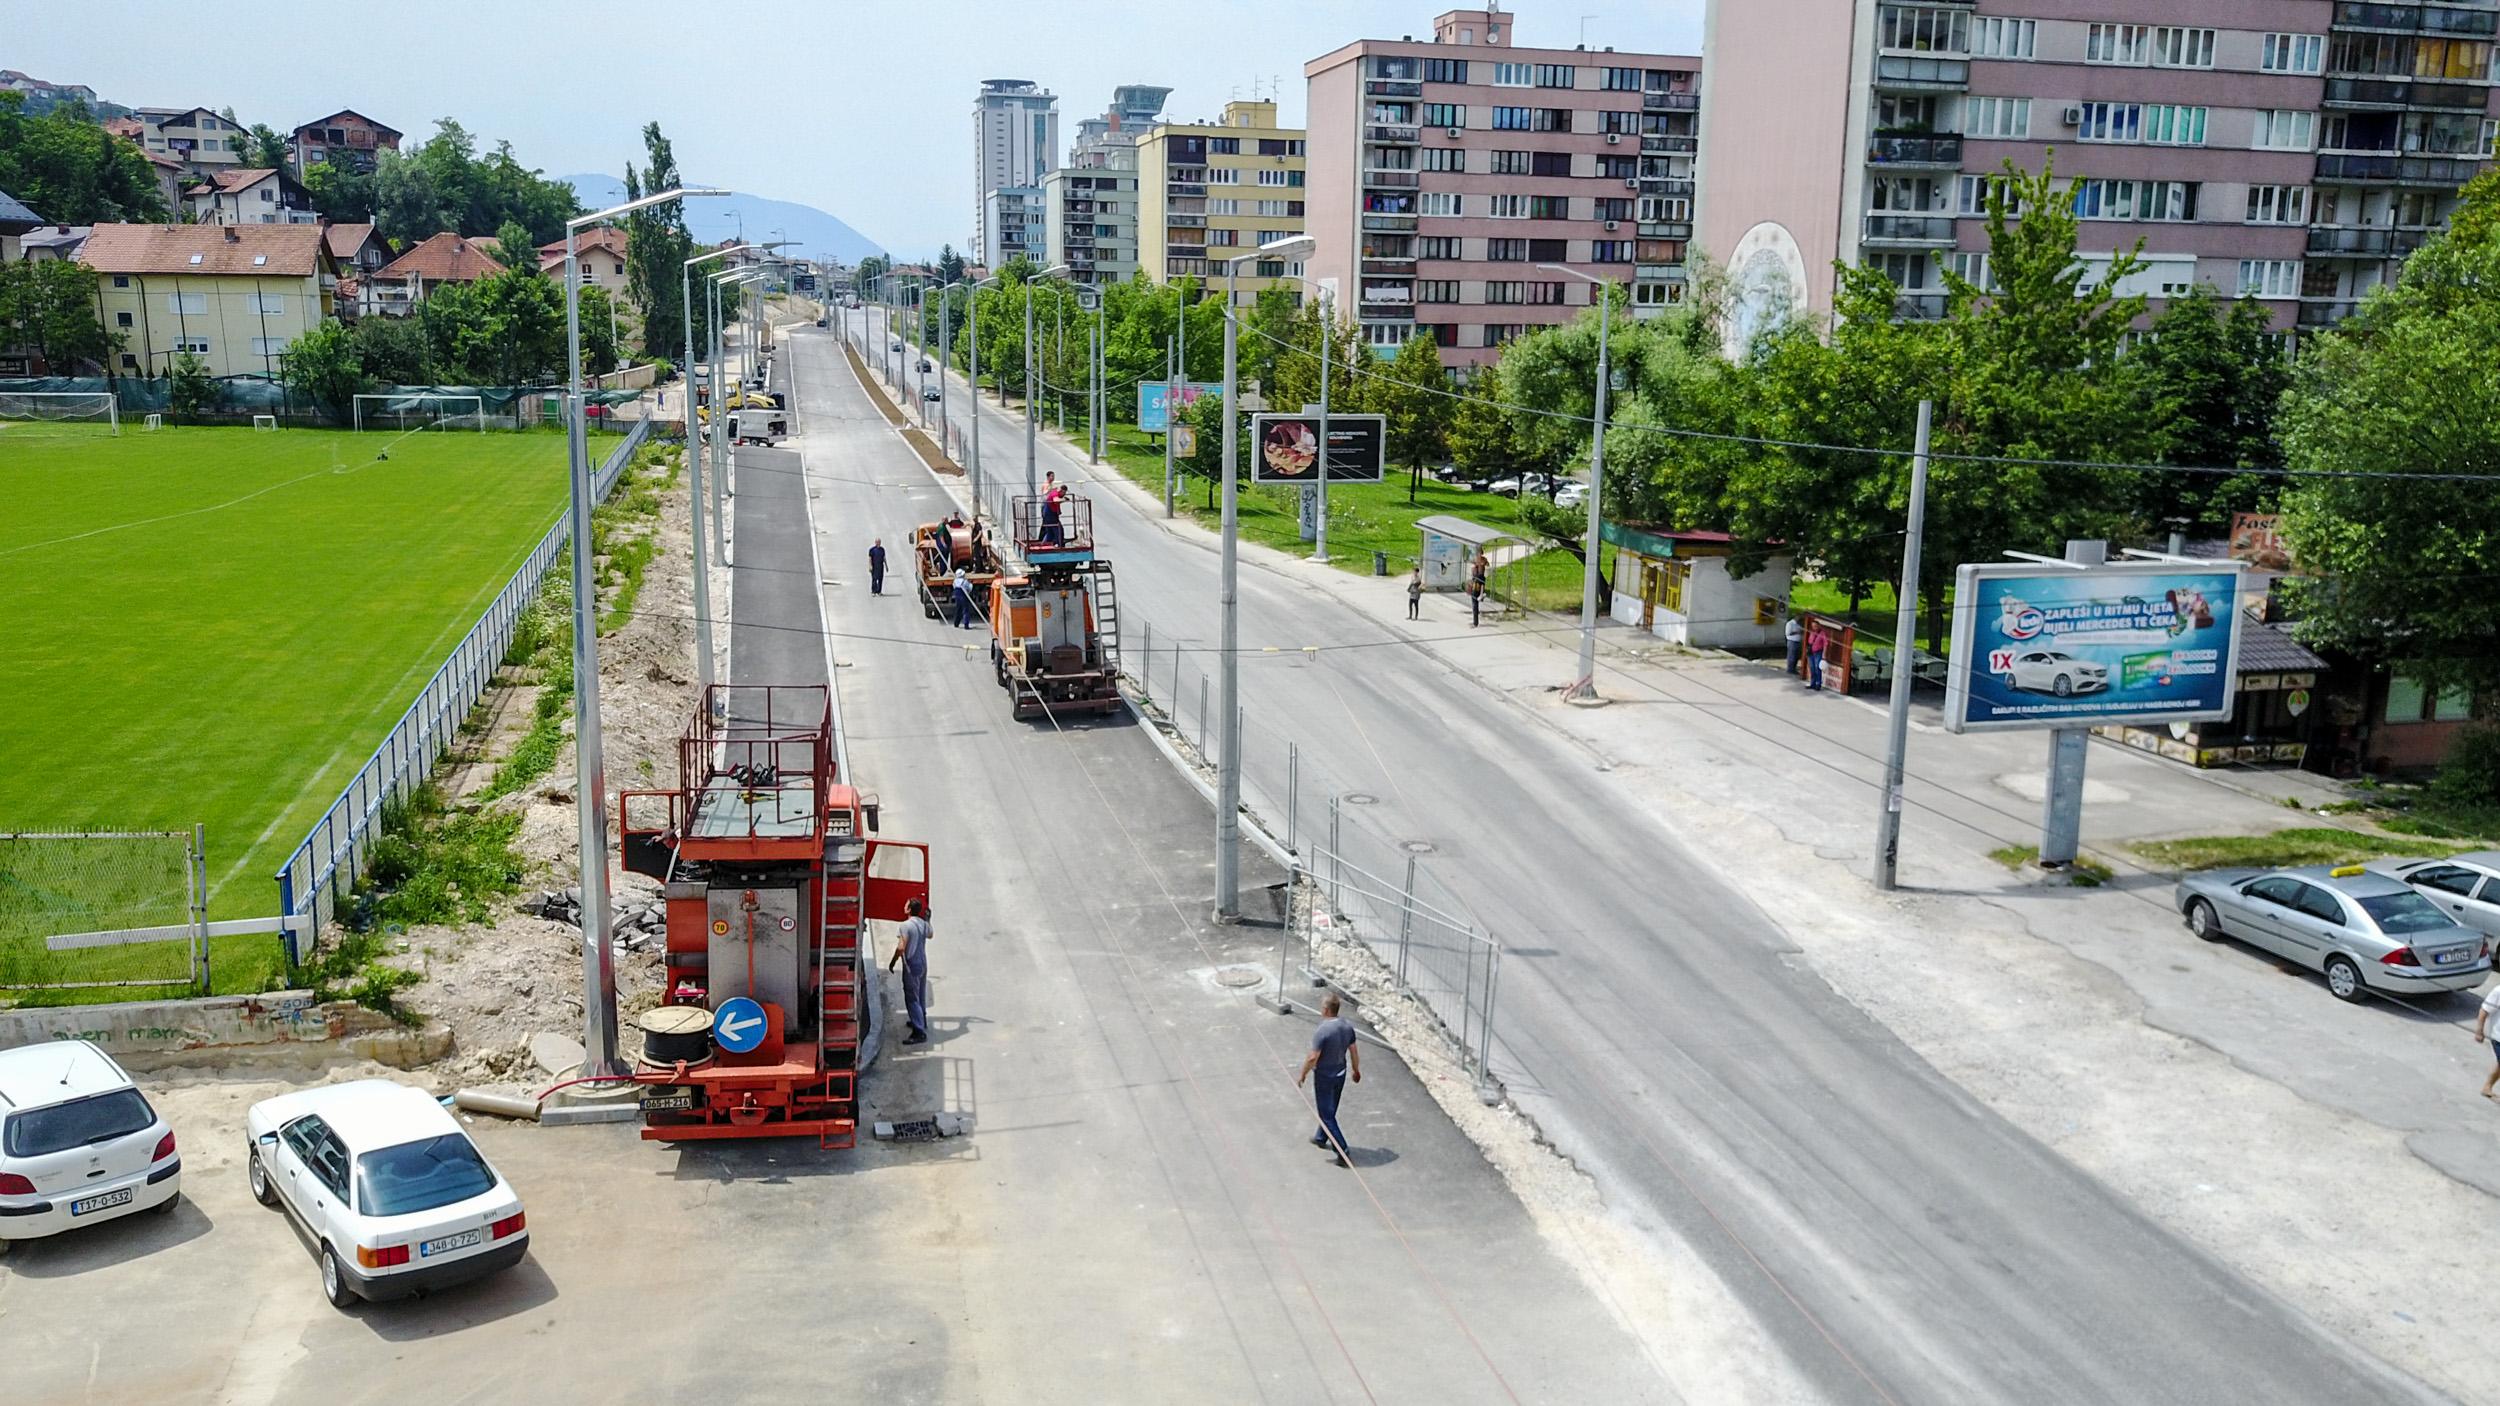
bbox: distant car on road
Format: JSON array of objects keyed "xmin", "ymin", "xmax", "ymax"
[
  {"xmin": 890, "ymin": 339, "xmax": 904, "ymax": 352},
  {"xmin": 247, "ymin": 1080, "xmax": 528, "ymax": 1308},
  {"xmin": 815, "ymin": 316, "xmax": 828, "ymax": 328},
  {"xmin": 0, "ymin": 1042, "xmax": 181, "ymax": 1253},
  {"xmin": 2368, "ymin": 852, "xmax": 2500, "ymax": 938},
  {"xmin": 2174, "ymin": 863, "xmax": 2491, "ymax": 1002},
  {"xmin": 2000, "ymin": 649, "xmax": 2109, "ymax": 697},
  {"xmin": 917, "ymin": 358, "xmax": 933, "ymax": 373},
  {"xmin": 921, "ymin": 385, "xmax": 943, "ymax": 402}
]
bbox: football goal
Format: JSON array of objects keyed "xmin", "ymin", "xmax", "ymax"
[
  {"xmin": 252, "ymin": 414, "xmax": 279, "ymax": 432},
  {"xmin": 0, "ymin": 391, "xmax": 119, "ymax": 438},
  {"xmin": 352, "ymin": 393, "xmax": 487, "ymax": 434}
]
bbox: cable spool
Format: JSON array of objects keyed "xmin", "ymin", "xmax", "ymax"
[{"xmin": 636, "ymin": 1005, "xmax": 716, "ymax": 1067}]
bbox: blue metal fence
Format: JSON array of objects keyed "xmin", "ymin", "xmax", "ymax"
[{"xmin": 274, "ymin": 419, "xmax": 655, "ymax": 959}]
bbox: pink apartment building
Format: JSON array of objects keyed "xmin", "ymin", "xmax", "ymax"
[
  {"xmin": 1306, "ymin": 8, "xmax": 1702, "ymax": 367},
  {"xmin": 1697, "ymin": 1, "xmax": 2500, "ymax": 346}
]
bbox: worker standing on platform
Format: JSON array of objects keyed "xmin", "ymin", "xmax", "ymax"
[
  {"xmin": 888, "ymin": 899, "xmax": 931, "ymax": 1044},
  {"xmin": 868, "ymin": 539, "xmax": 887, "ymax": 596},
  {"xmin": 1040, "ymin": 471, "xmax": 1066, "ymax": 546}
]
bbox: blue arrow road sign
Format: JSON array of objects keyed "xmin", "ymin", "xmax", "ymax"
[{"xmin": 713, "ymin": 996, "xmax": 767, "ymax": 1054}]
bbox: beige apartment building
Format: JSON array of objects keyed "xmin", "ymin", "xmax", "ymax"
[
  {"xmin": 1306, "ymin": 8, "xmax": 1701, "ymax": 366},
  {"xmin": 84, "ymin": 223, "xmax": 337, "ymax": 380},
  {"xmin": 1136, "ymin": 100, "xmax": 1311, "ymax": 306}
]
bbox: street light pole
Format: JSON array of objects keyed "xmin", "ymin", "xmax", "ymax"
[
  {"xmin": 680, "ymin": 242, "xmax": 787, "ymax": 713},
  {"xmin": 564, "ymin": 184, "xmax": 723, "ymax": 1079},
  {"xmin": 1542, "ymin": 264, "xmax": 1613, "ymax": 704},
  {"xmin": 1873, "ymin": 400, "xmax": 1935, "ymax": 892},
  {"xmin": 968, "ymin": 273, "xmax": 999, "ymax": 523},
  {"xmin": 709, "ymin": 268, "xmax": 764, "ymax": 564},
  {"xmin": 1024, "ymin": 263, "xmax": 1072, "ymax": 500}
]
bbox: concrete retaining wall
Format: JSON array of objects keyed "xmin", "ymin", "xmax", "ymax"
[{"xmin": 0, "ymin": 991, "xmax": 450, "ymax": 1070}]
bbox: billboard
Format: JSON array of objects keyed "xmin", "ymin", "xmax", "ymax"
[
  {"xmin": 1944, "ymin": 561, "xmax": 2245, "ymax": 733},
  {"xmin": 1249, "ymin": 413, "xmax": 1387, "ymax": 484},
  {"xmin": 1138, "ymin": 381, "xmax": 1223, "ymax": 433}
]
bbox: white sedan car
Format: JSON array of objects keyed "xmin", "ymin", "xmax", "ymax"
[
  {"xmin": 246, "ymin": 1080, "xmax": 527, "ymax": 1307},
  {"xmin": 2002, "ymin": 648, "xmax": 2110, "ymax": 697},
  {"xmin": 0, "ymin": 1042, "xmax": 181, "ymax": 1251}
]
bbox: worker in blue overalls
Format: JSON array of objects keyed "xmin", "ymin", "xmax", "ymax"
[{"xmin": 887, "ymin": 898, "xmax": 931, "ymax": 1045}]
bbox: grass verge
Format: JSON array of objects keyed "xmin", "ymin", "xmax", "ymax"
[
  {"xmin": 2129, "ymin": 827, "xmax": 2474, "ymax": 872},
  {"xmin": 1988, "ymin": 844, "xmax": 2113, "ymax": 886}
]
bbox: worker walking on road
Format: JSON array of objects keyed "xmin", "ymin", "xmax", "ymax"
[
  {"xmin": 888, "ymin": 899, "xmax": 931, "ymax": 1045},
  {"xmin": 1406, "ymin": 566, "xmax": 1423, "ymax": 621},
  {"xmin": 868, "ymin": 539, "xmax": 887, "ymax": 596},
  {"xmin": 951, "ymin": 565, "xmax": 975, "ymax": 629},
  {"xmin": 1297, "ymin": 993, "xmax": 1362, "ymax": 1168}
]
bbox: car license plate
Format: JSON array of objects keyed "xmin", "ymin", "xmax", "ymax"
[
  {"xmin": 2434, "ymin": 949, "xmax": 2469, "ymax": 966},
  {"xmin": 70, "ymin": 1188, "xmax": 134, "ymax": 1216},
  {"xmin": 420, "ymin": 1229, "xmax": 482, "ymax": 1258},
  {"xmin": 641, "ymin": 1087, "xmax": 696, "ymax": 1112}
]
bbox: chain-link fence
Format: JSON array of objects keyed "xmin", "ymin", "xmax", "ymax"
[{"xmin": 0, "ymin": 829, "xmax": 205, "ymax": 996}]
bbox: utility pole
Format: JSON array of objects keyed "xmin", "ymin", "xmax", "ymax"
[
  {"xmin": 1215, "ymin": 274, "xmax": 1243, "ymax": 919},
  {"xmin": 1313, "ymin": 286, "xmax": 1333, "ymax": 563},
  {"xmin": 1873, "ymin": 399, "xmax": 1933, "ymax": 892},
  {"xmin": 1023, "ymin": 279, "xmax": 1038, "ymax": 498},
  {"xmin": 1163, "ymin": 333, "xmax": 1177, "ymax": 516}
]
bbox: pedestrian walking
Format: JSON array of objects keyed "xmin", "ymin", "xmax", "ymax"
[
  {"xmin": 887, "ymin": 898, "xmax": 932, "ymax": 1044},
  {"xmin": 1467, "ymin": 552, "xmax": 1489, "ymax": 628},
  {"xmin": 1806, "ymin": 619, "xmax": 1829, "ymax": 691},
  {"xmin": 1406, "ymin": 566, "xmax": 1423, "ymax": 622},
  {"xmin": 951, "ymin": 565, "xmax": 976, "ymax": 629},
  {"xmin": 1297, "ymin": 993, "xmax": 1362, "ymax": 1168},
  {"xmin": 1784, "ymin": 610, "xmax": 1804, "ymax": 678},
  {"xmin": 2477, "ymin": 981, "xmax": 2500, "ymax": 1100},
  {"xmin": 868, "ymin": 539, "xmax": 887, "ymax": 596}
]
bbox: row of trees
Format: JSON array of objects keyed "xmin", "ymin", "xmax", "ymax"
[
  {"xmin": 300, "ymin": 118, "xmax": 583, "ymax": 249},
  {"xmin": 0, "ymin": 91, "xmax": 170, "ymax": 223},
  {"xmin": 283, "ymin": 264, "xmax": 619, "ymax": 418}
]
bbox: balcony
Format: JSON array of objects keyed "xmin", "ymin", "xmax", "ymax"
[
  {"xmin": 2321, "ymin": 75, "xmax": 2487, "ymax": 110},
  {"xmin": 1634, "ymin": 264, "xmax": 1689, "ymax": 283},
  {"xmin": 1861, "ymin": 213, "xmax": 1956, "ymax": 245},
  {"xmin": 1361, "ymin": 257, "xmax": 1418, "ymax": 273},
  {"xmin": 1874, "ymin": 54, "xmax": 1970, "ymax": 88},
  {"xmin": 1368, "ymin": 124, "xmax": 1422, "ymax": 144},
  {"xmin": 1359, "ymin": 302, "xmax": 1416, "ymax": 321},
  {"xmin": 1867, "ymin": 133, "xmax": 1964, "ymax": 166},
  {"xmin": 1642, "ymin": 91, "xmax": 1700, "ymax": 111},
  {"xmin": 1364, "ymin": 170, "xmax": 1420, "ymax": 188},
  {"xmin": 1638, "ymin": 177, "xmax": 1696, "ymax": 198},
  {"xmin": 2297, "ymin": 299, "xmax": 2360, "ymax": 327},
  {"xmin": 1362, "ymin": 214, "xmax": 1419, "ymax": 232},
  {"xmin": 2314, "ymin": 151, "xmax": 2487, "ymax": 185},
  {"xmin": 1366, "ymin": 79, "xmax": 1424, "ymax": 98},
  {"xmin": 2307, "ymin": 224, "xmax": 2431, "ymax": 257},
  {"xmin": 1641, "ymin": 134, "xmax": 1699, "ymax": 154},
  {"xmin": 2424, "ymin": 3, "xmax": 2500, "ymax": 34},
  {"xmin": 1168, "ymin": 214, "xmax": 1207, "ymax": 228},
  {"xmin": 1894, "ymin": 292, "xmax": 1950, "ymax": 320},
  {"xmin": 1638, "ymin": 221, "xmax": 1694, "ymax": 240}
]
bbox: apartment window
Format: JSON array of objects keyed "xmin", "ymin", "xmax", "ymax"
[
  {"xmin": 2072, "ymin": 179, "xmax": 2198, "ymax": 222},
  {"xmin": 2255, "ymin": 110, "xmax": 2314, "ymax": 151},
  {"xmin": 1592, "ymin": 240, "xmax": 1634, "ymax": 263},
  {"xmin": 1594, "ymin": 197, "xmax": 1633, "ymax": 222},
  {"xmin": 1208, "ymin": 198, "xmax": 1241, "ymax": 215},
  {"xmin": 1491, "ymin": 149, "xmax": 1531, "ymax": 175},
  {"xmin": 1527, "ymin": 194, "xmax": 1570, "ymax": 219},
  {"xmin": 166, "ymin": 292, "xmax": 207, "ymax": 314},
  {"xmin": 1955, "ymin": 173, "xmax": 2023, "ymax": 217},
  {"xmin": 2238, "ymin": 259, "xmax": 2301, "ymax": 297},
  {"xmin": 1493, "ymin": 106, "xmax": 1534, "ymax": 130},
  {"xmin": 111, "ymin": 274, "xmax": 130, "ymax": 288},
  {"xmin": 1949, "ymin": 252, "xmax": 1992, "ymax": 289},
  {"xmin": 1208, "ymin": 168, "xmax": 1241, "ymax": 184},
  {"xmin": 1970, "ymin": 17, "xmax": 2035, "ymax": 59},
  {"xmin": 1493, "ymin": 62, "xmax": 1533, "ymax": 86},
  {"xmin": 2329, "ymin": 32, "xmax": 2407, "ymax": 77},
  {"xmin": 1533, "ymin": 64, "xmax": 1576, "ymax": 88},
  {"xmin": 2142, "ymin": 105, "xmax": 2208, "ymax": 146},
  {"xmin": 2246, "ymin": 185, "xmax": 2309, "ymax": 225},
  {"xmin": 2151, "ymin": 27, "xmax": 2215, "ymax": 69},
  {"xmin": 249, "ymin": 335, "xmax": 286, "ymax": 356},
  {"xmin": 2261, "ymin": 33, "xmax": 2323, "ymax": 74},
  {"xmin": 1482, "ymin": 325, "xmax": 1528, "ymax": 347},
  {"xmin": 1602, "ymin": 110, "xmax": 1641, "ymax": 135},
  {"xmin": 1210, "ymin": 138, "xmax": 1241, "ymax": 156},
  {"xmin": 1373, "ymin": 323, "xmax": 1418, "ymax": 348},
  {"xmin": 1539, "ymin": 108, "xmax": 1572, "ymax": 133},
  {"xmin": 1965, "ymin": 97, "xmax": 2030, "ymax": 140},
  {"xmin": 1602, "ymin": 66, "xmax": 1643, "ymax": 91},
  {"xmin": 1257, "ymin": 139, "xmax": 1291, "ymax": 156},
  {"xmin": 2087, "ymin": 23, "xmax": 2150, "ymax": 65},
  {"xmin": 1255, "ymin": 200, "xmax": 1295, "ymax": 217},
  {"xmin": 2417, "ymin": 38, "xmax": 2495, "ymax": 81},
  {"xmin": 1486, "ymin": 238, "xmax": 1530, "ymax": 260},
  {"xmin": 1373, "ymin": 101, "xmax": 1416, "ymax": 124},
  {"xmin": 1423, "ymin": 58, "xmax": 1468, "ymax": 84},
  {"xmin": 1255, "ymin": 169, "xmax": 1302, "ymax": 187},
  {"xmin": 2076, "ymin": 102, "xmax": 2143, "ymax": 143},
  {"xmin": 1484, "ymin": 280, "xmax": 1526, "ymax": 303},
  {"xmin": 174, "ymin": 336, "xmax": 210, "ymax": 354},
  {"xmin": 246, "ymin": 292, "xmax": 287, "ymax": 315},
  {"xmin": 1372, "ymin": 55, "xmax": 1418, "ymax": 79},
  {"xmin": 1636, "ymin": 196, "xmax": 1690, "ymax": 222},
  {"xmin": 1421, "ymin": 191, "xmax": 1464, "ymax": 217},
  {"xmin": 1418, "ymin": 279, "xmax": 1460, "ymax": 302},
  {"xmin": 1872, "ymin": 253, "xmax": 1934, "ymax": 291},
  {"xmin": 1530, "ymin": 153, "xmax": 1573, "ymax": 179},
  {"xmin": 1419, "ymin": 236, "xmax": 1463, "ymax": 259},
  {"xmin": 1487, "ymin": 194, "xmax": 1529, "ymax": 219},
  {"xmin": 1256, "ymin": 230, "xmax": 1294, "ymax": 247},
  {"xmin": 1420, "ymin": 147, "xmax": 1466, "ymax": 172},
  {"xmin": 1527, "ymin": 238, "xmax": 1568, "ymax": 261},
  {"xmin": 1598, "ymin": 154, "xmax": 1637, "ymax": 180},
  {"xmin": 115, "ymin": 311, "xmax": 133, "ymax": 328},
  {"xmin": 1878, "ymin": 5, "xmax": 1968, "ymax": 53},
  {"xmin": 1424, "ymin": 103, "xmax": 1466, "ymax": 128},
  {"xmin": 1168, "ymin": 258, "xmax": 1208, "ymax": 277}
]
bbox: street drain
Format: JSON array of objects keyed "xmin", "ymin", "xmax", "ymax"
[
  {"xmin": 1401, "ymin": 840, "xmax": 1436, "ymax": 854},
  {"xmin": 1215, "ymin": 967, "xmax": 1264, "ymax": 989},
  {"xmin": 1344, "ymin": 792, "xmax": 1378, "ymax": 805}
]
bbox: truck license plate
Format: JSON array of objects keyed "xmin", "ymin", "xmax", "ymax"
[
  {"xmin": 641, "ymin": 1088, "xmax": 696, "ymax": 1112},
  {"xmin": 70, "ymin": 1188, "xmax": 133, "ymax": 1216},
  {"xmin": 421, "ymin": 1229, "xmax": 482, "ymax": 1257}
]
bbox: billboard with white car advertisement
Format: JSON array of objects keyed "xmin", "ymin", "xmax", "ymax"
[{"xmin": 1944, "ymin": 562, "xmax": 2244, "ymax": 733}]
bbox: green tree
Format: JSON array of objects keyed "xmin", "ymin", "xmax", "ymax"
[
  {"xmin": 580, "ymin": 284, "xmax": 620, "ymax": 377},
  {"xmin": 622, "ymin": 122, "xmax": 707, "ymax": 360},
  {"xmin": 0, "ymin": 257, "xmax": 118, "ymax": 372},
  {"xmin": 2275, "ymin": 218, "xmax": 2500, "ymax": 701},
  {"xmin": 2131, "ymin": 286, "xmax": 2286, "ymax": 532},
  {"xmin": 374, "ymin": 148, "xmax": 449, "ymax": 245},
  {"xmin": 0, "ymin": 92, "xmax": 170, "ymax": 222},
  {"xmin": 346, "ymin": 312, "xmax": 430, "ymax": 384},
  {"xmin": 167, "ymin": 352, "xmax": 220, "ymax": 422},
  {"xmin": 936, "ymin": 244, "xmax": 966, "ymax": 283},
  {"xmin": 854, "ymin": 254, "xmax": 889, "ymax": 299},
  {"xmin": 494, "ymin": 219, "xmax": 539, "ymax": 275},
  {"xmin": 282, "ymin": 320, "xmax": 366, "ymax": 420},
  {"xmin": 246, "ymin": 122, "xmax": 290, "ymax": 168},
  {"xmin": 1373, "ymin": 331, "xmax": 1452, "ymax": 502},
  {"xmin": 1445, "ymin": 365, "xmax": 1513, "ymax": 485},
  {"xmin": 301, "ymin": 160, "xmax": 376, "ymax": 223}
]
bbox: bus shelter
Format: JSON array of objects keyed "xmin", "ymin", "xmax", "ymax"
[{"xmin": 1415, "ymin": 515, "xmax": 1531, "ymax": 619}]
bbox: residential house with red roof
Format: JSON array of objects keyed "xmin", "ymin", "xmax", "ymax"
[
  {"xmin": 290, "ymin": 110, "xmax": 402, "ymax": 175},
  {"xmin": 183, "ymin": 167, "xmax": 318, "ymax": 226},
  {"xmin": 366, "ymin": 231, "xmax": 506, "ymax": 317},
  {"xmin": 82, "ymin": 223, "xmax": 337, "ymax": 379}
]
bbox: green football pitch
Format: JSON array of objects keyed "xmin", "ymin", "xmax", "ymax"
[{"xmin": 0, "ymin": 424, "xmax": 577, "ymax": 994}]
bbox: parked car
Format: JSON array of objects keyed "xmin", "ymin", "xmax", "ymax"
[
  {"xmin": 0, "ymin": 1042, "xmax": 181, "ymax": 1252},
  {"xmin": 246, "ymin": 1080, "xmax": 527, "ymax": 1307},
  {"xmin": 921, "ymin": 385, "xmax": 943, "ymax": 402},
  {"xmin": 2367, "ymin": 852, "xmax": 2500, "ymax": 938},
  {"xmin": 2001, "ymin": 648, "xmax": 2109, "ymax": 697},
  {"xmin": 1553, "ymin": 483, "xmax": 1588, "ymax": 509},
  {"xmin": 2174, "ymin": 863, "xmax": 2492, "ymax": 1002}
]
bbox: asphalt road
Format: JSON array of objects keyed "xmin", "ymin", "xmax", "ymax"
[{"xmin": 848, "ymin": 305, "xmax": 2444, "ymax": 1406}]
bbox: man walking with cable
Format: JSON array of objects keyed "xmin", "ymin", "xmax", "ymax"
[{"xmin": 1297, "ymin": 993, "xmax": 1362, "ymax": 1168}]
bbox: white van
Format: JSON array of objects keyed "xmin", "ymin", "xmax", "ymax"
[{"xmin": 0, "ymin": 1042, "xmax": 181, "ymax": 1250}]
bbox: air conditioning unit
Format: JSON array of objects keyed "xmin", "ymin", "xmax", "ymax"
[
  {"xmin": 1447, "ymin": 127, "xmax": 1464, "ymax": 139},
  {"xmin": 1605, "ymin": 132, "xmax": 1622, "ymax": 144},
  {"xmin": 1623, "ymin": 177, "xmax": 1639, "ymax": 188},
  {"xmin": 1604, "ymin": 219, "xmax": 1619, "ymax": 230},
  {"xmin": 2061, "ymin": 105, "xmax": 2083, "ymax": 127}
]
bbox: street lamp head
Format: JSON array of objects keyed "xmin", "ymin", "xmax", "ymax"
[
  {"xmin": 574, "ymin": 185, "xmax": 728, "ymax": 228},
  {"xmin": 1536, "ymin": 262, "xmax": 1602, "ymax": 285},
  {"xmin": 1257, "ymin": 234, "xmax": 1317, "ymax": 260}
]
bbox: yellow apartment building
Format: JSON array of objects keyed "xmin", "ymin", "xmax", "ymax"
[
  {"xmin": 84, "ymin": 223, "xmax": 337, "ymax": 381},
  {"xmin": 1136, "ymin": 100, "xmax": 1309, "ymax": 307}
]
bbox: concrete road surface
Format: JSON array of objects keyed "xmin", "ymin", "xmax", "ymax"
[{"xmin": 840, "ymin": 305, "xmax": 2446, "ymax": 1406}]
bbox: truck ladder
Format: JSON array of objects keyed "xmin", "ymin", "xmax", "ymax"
[
  {"xmin": 1089, "ymin": 558, "xmax": 1120, "ymax": 677},
  {"xmin": 818, "ymin": 855, "xmax": 865, "ymax": 1150}
]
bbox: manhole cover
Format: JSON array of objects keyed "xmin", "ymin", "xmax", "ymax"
[
  {"xmin": 1401, "ymin": 840, "xmax": 1436, "ymax": 855},
  {"xmin": 1214, "ymin": 967, "xmax": 1264, "ymax": 989},
  {"xmin": 1344, "ymin": 792, "xmax": 1378, "ymax": 805}
]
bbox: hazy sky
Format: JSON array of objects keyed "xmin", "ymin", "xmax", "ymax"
[{"xmin": 10, "ymin": 0, "xmax": 1705, "ymax": 256}]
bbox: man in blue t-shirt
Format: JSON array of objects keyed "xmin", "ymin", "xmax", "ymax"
[
  {"xmin": 1296, "ymin": 993, "xmax": 1362, "ymax": 1168},
  {"xmin": 887, "ymin": 899, "xmax": 931, "ymax": 1045}
]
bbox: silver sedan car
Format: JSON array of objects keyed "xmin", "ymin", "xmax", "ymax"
[
  {"xmin": 2367, "ymin": 851, "xmax": 2500, "ymax": 939},
  {"xmin": 2173, "ymin": 863, "xmax": 2491, "ymax": 1002}
]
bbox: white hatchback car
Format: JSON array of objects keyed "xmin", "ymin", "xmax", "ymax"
[
  {"xmin": 246, "ymin": 1080, "xmax": 527, "ymax": 1307},
  {"xmin": 0, "ymin": 1041, "xmax": 181, "ymax": 1251}
]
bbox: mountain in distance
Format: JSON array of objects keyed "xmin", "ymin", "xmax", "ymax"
[{"xmin": 566, "ymin": 175, "xmax": 885, "ymax": 265}]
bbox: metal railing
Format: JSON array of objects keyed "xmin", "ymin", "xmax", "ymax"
[{"xmin": 274, "ymin": 416, "xmax": 653, "ymax": 960}]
